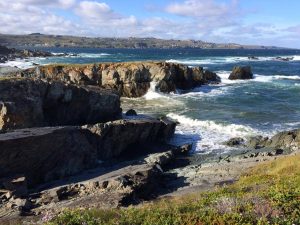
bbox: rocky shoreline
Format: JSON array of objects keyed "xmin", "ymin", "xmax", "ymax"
[{"xmin": 0, "ymin": 60, "xmax": 299, "ymax": 224}]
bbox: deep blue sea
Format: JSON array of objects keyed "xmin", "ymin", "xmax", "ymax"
[{"xmin": 2, "ymin": 48, "xmax": 300, "ymax": 153}]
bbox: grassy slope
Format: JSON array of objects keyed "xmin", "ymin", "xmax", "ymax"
[{"xmin": 48, "ymin": 154, "xmax": 300, "ymax": 225}]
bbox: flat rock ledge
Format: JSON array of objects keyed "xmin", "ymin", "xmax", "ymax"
[
  {"xmin": 15, "ymin": 61, "xmax": 221, "ymax": 97},
  {"xmin": 0, "ymin": 118, "xmax": 176, "ymax": 187}
]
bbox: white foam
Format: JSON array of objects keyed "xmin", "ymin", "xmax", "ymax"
[
  {"xmin": 292, "ymin": 55, "xmax": 300, "ymax": 61},
  {"xmin": 216, "ymin": 71, "xmax": 300, "ymax": 84},
  {"xmin": 167, "ymin": 113, "xmax": 258, "ymax": 153},
  {"xmin": 0, "ymin": 59, "xmax": 36, "ymax": 69},
  {"xmin": 272, "ymin": 75, "xmax": 300, "ymax": 80},
  {"xmin": 142, "ymin": 82, "xmax": 174, "ymax": 100},
  {"xmin": 77, "ymin": 53, "xmax": 111, "ymax": 58}
]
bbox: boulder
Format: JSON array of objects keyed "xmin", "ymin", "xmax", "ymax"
[
  {"xmin": 0, "ymin": 78, "xmax": 121, "ymax": 132},
  {"xmin": 224, "ymin": 137, "xmax": 245, "ymax": 147},
  {"xmin": 229, "ymin": 66, "xmax": 253, "ymax": 80},
  {"xmin": 125, "ymin": 109, "xmax": 137, "ymax": 116},
  {"xmin": 266, "ymin": 129, "xmax": 300, "ymax": 151}
]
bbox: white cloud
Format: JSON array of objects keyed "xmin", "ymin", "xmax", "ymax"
[
  {"xmin": 0, "ymin": 1, "xmax": 78, "ymax": 35},
  {"xmin": 5, "ymin": 0, "xmax": 76, "ymax": 8},
  {"xmin": 75, "ymin": 1, "xmax": 137, "ymax": 26},
  {"xmin": 166, "ymin": 0, "xmax": 238, "ymax": 18}
]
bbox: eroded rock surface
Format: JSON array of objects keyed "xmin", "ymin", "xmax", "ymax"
[
  {"xmin": 18, "ymin": 62, "xmax": 221, "ymax": 97},
  {"xmin": 0, "ymin": 78, "xmax": 121, "ymax": 132}
]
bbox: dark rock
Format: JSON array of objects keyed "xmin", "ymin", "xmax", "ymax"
[
  {"xmin": 0, "ymin": 118, "xmax": 176, "ymax": 187},
  {"xmin": 229, "ymin": 66, "xmax": 253, "ymax": 80},
  {"xmin": 1, "ymin": 176, "xmax": 28, "ymax": 198},
  {"xmin": 274, "ymin": 57, "xmax": 294, "ymax": 62},
  {"xmin": 224, "ymin": 137, "xmax": 245, "ymax": 147},
  {"xmin": 0, "ymin": 78, "xmax": 121, "ymax": 132},
  {"xmin": 125, "ymin": 109, "xmax": 137, "ymax": 116},
  {"xmin": 248, "ymin": 56, "xmax": 259, "ymax": 60},
  {"xmin": 84, "ymin": 118, "xmax": 176, "ymax": 159},
  {"xmin": 275, "ymin": 149, "xmax": 284, "ymax": 155},
  {"xmin": 0, "ymin": 127, "xmax": 98, "ymax": 187}
]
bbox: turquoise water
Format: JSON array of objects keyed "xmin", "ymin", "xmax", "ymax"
[{"xmin": 5, "ymin": 48, "xmax": 300, "ymax": 153}]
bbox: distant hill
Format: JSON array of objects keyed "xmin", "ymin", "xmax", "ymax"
[{"xmin": 0, "ymin": 34, "xmax": 283, "ymax": 49}]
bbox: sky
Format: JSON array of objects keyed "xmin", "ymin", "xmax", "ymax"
[{"xmin": 0, "ymin": 0, "xmax": 300, "ymax": 48}]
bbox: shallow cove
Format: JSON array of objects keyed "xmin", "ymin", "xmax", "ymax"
[{"xmin": 2, "ymin": 48, "xmax": 300, "ymax": 154}]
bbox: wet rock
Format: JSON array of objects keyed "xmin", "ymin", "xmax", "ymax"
[
  {"xmin": 125, "ymin": 109, "xmax": 137, "ymax": 116},
  {"xmin": 229, "ymin": 66, "xmax": 253, "ymax": 80},
  {"xmin": 224, "ymin": 137, "xmax": 245, "ymax": 147},
  {"xmin": 19, "ymin": 62, "xmax": 220, "ymax": 97}
]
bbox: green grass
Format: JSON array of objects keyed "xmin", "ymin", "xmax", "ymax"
[{"xmin": 48, "ymin": 155, "xmax": 300, "ymax": 225}]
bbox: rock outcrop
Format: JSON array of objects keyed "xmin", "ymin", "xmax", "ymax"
[
  {"xmin": 0, "ymin": 118, "xmax": 176, "ymax": 187},
  {"xmin": 0, "ymin": 78, "xmax": 121, "ymax": 132},
  {"xmin": 224, "ymin": 129, "xmax": 300, "ymax": 151},
  {"xmin": 18, "ymin": 62, "xmax": 221, "ymax": 97},
  {"xmin": 228, "ymin": 66, "xmax": 253, "ymax": 80},
  {"xmin": 0, "ymin": 45, "xmax": 53, "ymax": 64}
]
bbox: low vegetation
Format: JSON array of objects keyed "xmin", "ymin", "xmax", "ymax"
[{"xmin": 48, "ymin": 154, "xmax": 300, "ymax": 225}]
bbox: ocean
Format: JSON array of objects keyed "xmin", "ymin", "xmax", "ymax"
[{"xmin": 2, "ymin": 48, "xmax": 300, "ymax": 154}]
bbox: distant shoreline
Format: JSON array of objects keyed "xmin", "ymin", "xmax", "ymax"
[{"xmin": 0, "ymin": 33, "xmax": 291, "ymax": 50}]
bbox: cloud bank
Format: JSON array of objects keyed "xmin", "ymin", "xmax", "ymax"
[{"xmin": 0, "ymin": 0, "xmax": 298, "ymax": 47}]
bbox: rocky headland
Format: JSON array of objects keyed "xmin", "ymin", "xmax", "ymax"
[
  {"xmin": 14, "ymin": 61, "xmax": 221, "ymax": 97},
  {"xmin": 0, "ymin": 45, "xmax": 54, "ymax": 64},
  {"xmin": 0, "ymin": 61, "xmax": 299, "ymax": 224}
]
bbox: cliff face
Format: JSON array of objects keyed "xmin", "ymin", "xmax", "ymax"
[
  {"xmin": 20, "ymin": 62, "xmax": 220, "ymax": 97},
  {"xmin": 0, "ymin": 78, "xmax": 121, "ymax": 132}
]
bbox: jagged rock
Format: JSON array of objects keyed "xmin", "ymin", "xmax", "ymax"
[
  {"xmin": 267, "ymin": 129, "xmax": 300, "ymax": 151},
  {"xmin": 125, "ymin": 109, "xmax": 137, "ymax": 116},
  {"xmin": 229, "ymin": 66, "xmax": 253, "ymax": 80},
  {"xmin": 19, "ymin": 62, "xmax": 221, "ymax": 97},
  {"xmin": 0, "ymin": 78, "xmax": 121, "ymax": 132}
]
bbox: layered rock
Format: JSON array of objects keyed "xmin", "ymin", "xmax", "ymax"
[
  {"xmin": 228, "ymin": 66, "xmax": 253, "ymax": 80},
  {"xmin": 0, "ymin": 78, "xmax": 121, "ymax": 132},
  {"xmin": 18, "ymin": 62, "xmax": 221, "ymax": 97},
  {"xmin": 0, "ymin": 118, "xmax": 176, "ymax": 187}
]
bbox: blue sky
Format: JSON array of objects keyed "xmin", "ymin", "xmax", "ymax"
[{"xmin": 0, "ymin": 0, "xmax": 299, "ymax": 48}]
